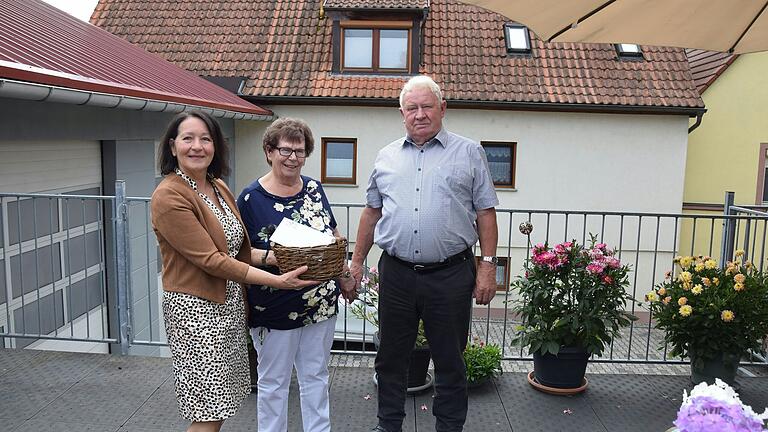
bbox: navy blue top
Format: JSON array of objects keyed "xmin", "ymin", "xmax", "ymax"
[{"xmin": 237, "ymin": 175, "xmax": 340, "ymax": 330}]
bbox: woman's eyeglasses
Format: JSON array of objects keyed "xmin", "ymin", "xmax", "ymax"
[{"xmin": 275, "ymin": 147, "xmax": 306, "ymax": 158}]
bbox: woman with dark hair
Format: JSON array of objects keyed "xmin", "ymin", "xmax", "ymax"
[
  {"xmin": 237, "ymin": 117, "xmax": 356, "ymax": 432},
  {"xmin": 151, "ymin": 110, "xmax": 316, "ymax": 432}
]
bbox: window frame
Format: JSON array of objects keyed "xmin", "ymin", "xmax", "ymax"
[
  {"xmin": 480, "ymin": 141, "xmax": 517, "ymax": 188},
  {"xmin": 321, "ymin": 137, "xmax": 358, "ymax": 185},
  {"xmin": 503, "ymin": 23, "xmax": 531, "ymax": 54},
  {"xmin": 340, "ymin": 20, "xmax": 412, "ymax": 73},
  {"xmin": 755, "ymin": 143, "xmax": 768, "ymax": 205},
  {"xmin": 615, "ymin": 43, "xmax": 643, "ymax": 59}
]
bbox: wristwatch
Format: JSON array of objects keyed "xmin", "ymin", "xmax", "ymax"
[{"xmin": 481, "ymin": 256, "xmax": 498, "ymax": 265}]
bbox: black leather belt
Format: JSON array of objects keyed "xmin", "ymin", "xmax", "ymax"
[{"xmin": 388, "ymin": 248, "xmax": 472, "ymax": 273}]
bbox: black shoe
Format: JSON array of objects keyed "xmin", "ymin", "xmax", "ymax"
[{"xmin": 370, "ymin": 426, "xmax": 390, "ymax": 432}]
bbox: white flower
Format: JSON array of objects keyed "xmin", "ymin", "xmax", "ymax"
[
  {"xmin": 323, "ymin": 216, "xmax": 330, "ymax": 225},
  {"xmin": 319, "ymin": 287, "xmax": 328, "ymax": 296},
  {"xmin": 253, "ymin": 305, "xmax": 266, "ymax": 311},
  {"xmin": 310, "ymin": 217, "xmax": 325, "ymax": 231},
  {"xmin": 243, "ymin": 193, "xmax": 250, "ymax": 202},
  {"xmin": 307, "ymin": 180, "xmax": 318, "ymax": 190},
  {"xmin": 313, "ymin": 201, "xmax": 323, "ymax": 211},
  {"xmin": 307, "ymin": 297, "xmax": 319, "ymax": 307},
  {"xmin": 273, "ymin": 203, "xmax": 285, "ymax": 212},
  {"xmin": 326, "ymin": 280, "xmax": 336, "ymax": 289},
  {"xmin": 288, "ymin": 312, "xmax": 299, "ymax": 320}
]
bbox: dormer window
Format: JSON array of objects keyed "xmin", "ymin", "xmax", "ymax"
[
  {"xmin": 504, "ymin": 23, "xmax": 531, "ymax": 54},
  {"xmin": 616, "ymin": 43, "xmax": 643, "ymax": 59},
  {"xmin": 341, "ymin": 21, "xmax": 411, "ymax": 73}
]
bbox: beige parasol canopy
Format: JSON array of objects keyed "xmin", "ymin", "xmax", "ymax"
[{"xmin": 461, "ymin": 0, "xmax": 768, "ymax": 54}]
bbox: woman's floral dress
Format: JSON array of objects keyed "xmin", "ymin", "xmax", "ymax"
[{"xmin": 236, "ymin": 176, "xmax": 340, "ymax": 330}]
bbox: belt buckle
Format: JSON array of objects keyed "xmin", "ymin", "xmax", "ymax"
[{"xmin": 413, "ymin": 264, "xmax": 425, "ymax": 271}]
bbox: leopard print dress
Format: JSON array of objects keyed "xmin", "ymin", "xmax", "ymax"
[{"xmin": 162, "ymin": 170, "xmax": 250, "ymax": 422}]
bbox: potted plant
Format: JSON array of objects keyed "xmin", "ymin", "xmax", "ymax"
[
  {"xmin": 511, "ymin": 233, "xmax": 636, "ymax": 391},
  {"xmin": 463, "ymin": 337, "xmax": 502, "ymax": 388},
  {"xmin": 350, "ymin": 266, "xmax": 432, "ymax": 391},
  {"xmin": 646, "ymin": 251, "xmax": 768, "ymax": 387}
]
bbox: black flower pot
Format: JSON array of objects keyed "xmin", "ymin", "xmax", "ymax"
[{"xmin": 533, "ymin": 346, "xmax": 589, "ymax": 389}]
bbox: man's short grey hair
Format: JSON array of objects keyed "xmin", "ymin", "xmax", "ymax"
[{"xmin": 399, "ymin": 75, "xmax": 443, "ymax": 108}]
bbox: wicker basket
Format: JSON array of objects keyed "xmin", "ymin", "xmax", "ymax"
[{"xmin": 272, "ymin": 238, "xmax": 347, "ymax": 281}]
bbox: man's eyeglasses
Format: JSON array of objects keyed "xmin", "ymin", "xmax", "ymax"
[{"xmin": 274, "ymin": 147, "xmax": 307, "ymax": 158}]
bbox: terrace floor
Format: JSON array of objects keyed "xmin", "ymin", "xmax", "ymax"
[{"xmin": 2, "ymin": 348, "xmax": 768, "ymax": 432}]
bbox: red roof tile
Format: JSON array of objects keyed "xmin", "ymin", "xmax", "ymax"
[
  {"xmin": 92, "ymin": 0, "xmax": 703, "ymax": 111},
  {"xmin": 0, "ymin": 0, "xmax": 270, "ymax": 116},
  {"xmin": 685, "ymin": 49, "xmax": 737, "ymax": 94}
]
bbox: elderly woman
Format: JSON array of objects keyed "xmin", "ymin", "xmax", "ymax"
[
  {"xmin": 151, "ymin": 111, "xmax": 315, "ymax": 432},
  {"xmin": 237, "ymin": 118, "xmax": 356, "ymax": 432}
]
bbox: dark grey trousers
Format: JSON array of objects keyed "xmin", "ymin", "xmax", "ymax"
[{"xmin": 374, "ymin": 252, "xmax": 475, "ymax": 432}]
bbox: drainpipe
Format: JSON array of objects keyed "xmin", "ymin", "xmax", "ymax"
[{"xmin": 688, "ymin": 111, "xmax": 704, "ymax": 133}]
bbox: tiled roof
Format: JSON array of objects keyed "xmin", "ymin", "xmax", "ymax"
[
  {"xmin": 323, "ymin": 0, "xmax": 429, "ymax": 9},
  {"xmin": 0, "ymin": 0, "xmax": 270, "ymax": 117},
  {"xmin": 685, "ymin": 49, "xmax": 737, "ymax": 94},
  {"xmin": 92, "ymin": 0, "xmax": 704, "ymax": 111}
]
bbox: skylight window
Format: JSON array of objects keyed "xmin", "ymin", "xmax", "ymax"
[
  {"xmin": 504, "ymin": 24, "xmax": 531, "ymax": 54},
  {"xmin": 616, "ymin": 43, "xmax": 643, "ymax": 58}
]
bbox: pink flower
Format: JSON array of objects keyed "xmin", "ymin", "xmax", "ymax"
[
  {"xmin": 586, "ymin": 262, "xmax": 605, "ymax": 274},
  {"xmin": 370, "ymin": 267, "xmax": 378, "ymax": 274},
  {"xmin": 604, "ymin": 257, "xmax": 621, "ymax": 269},
  {"xmin": 595, "ymin": 243, "xmax": 607, "ymax": 250},
  {"xmin": 588, "ymin": 249, "xmax": 604, "ymax": 260},
  {"xmin": 603, "ymin": 275, "xmax": 614, "ymax": 285}
]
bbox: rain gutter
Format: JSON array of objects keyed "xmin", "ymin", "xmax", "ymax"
[{"xmin": 0, "ymin": 77, "xmax": 274, "ymax": 121}]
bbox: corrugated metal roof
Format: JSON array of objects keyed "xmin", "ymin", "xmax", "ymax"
[{"xmin": 0, "ymin": 0, "xmax": 271, "ymax": 117}]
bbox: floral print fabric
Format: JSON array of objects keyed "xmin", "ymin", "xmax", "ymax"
[{"xmin": 237, "ymin": 176, "xmax": 340, "ymax": 330}]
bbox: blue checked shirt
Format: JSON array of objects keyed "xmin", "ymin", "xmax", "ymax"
[{"xmin": 366, "ymin": 128, "xmax": 499, "ymax": 263}]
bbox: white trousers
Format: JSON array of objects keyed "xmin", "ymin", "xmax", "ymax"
[{"xmin": 251, "ymin": 316, "xmax": 336, "ymax": 432}]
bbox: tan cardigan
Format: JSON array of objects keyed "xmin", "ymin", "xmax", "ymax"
[{"xmin": 151, "ymin": 174, "xmax": 252, "ymax": 303}]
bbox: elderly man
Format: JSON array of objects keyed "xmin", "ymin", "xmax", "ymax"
[{"xmin": 350, "ymin": 75, "xmax": 499, "ymax": 432}]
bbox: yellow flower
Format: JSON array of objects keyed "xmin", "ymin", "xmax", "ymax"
[
  {"xmin": 657, "ymin": 287, "xmax": 667, "ymax": 296},
  {"xmin": 682, "ymin": 281, "xmax": 692, "ymax": 291},
  {"xmin": 726, "ymin": 264, "xmax": 738, "ymax": 275},
  {"xmin": 645, "ymin": 292, "xmax": 658, "ymax": 302},
  {"xmin": 673, "ymin": 256, "xmax": 682, "ymax": 263},
  {"xmin": 678, "ymin": 297, "xmax": 688, "ymax": 306},
  {"xmin": 721, "ymin": 310, "xmax": 735, "ymax": 322},
  {"xmin": 735, "ymin": 249, "xmax": 745, "ymax": 258},
  {"xmin": 691, "ymin": 285, "xmax": 703, "ymax": 295},
  {"xmin": 701, "ymin": 277, "xmax": 711, "ymax": 287},
  {"xmin": 694, "ymin": 263, "xmax": 705, "ymax": 272},
  {"xmin": 704, "ymin": 259, "xmax": 717, "ymax": 269},
  {"xmin": 679, "ymin": 271, "xmax": 692, "ymax": 283},
  {"xmin": 679, "ymin": 305, "xmax": 693, "ymax": 317},
  {"xmin": 734, "ymin": 273, "xmax": 746, "ymax": 284},
  {"xmin": 663, "ymin": 296, "xmax": 672, "ymax": 305},
  {"xmin": 735, "ymin": 282, "xmax": 744, "ymax": 292},
  {"xmin": 680, "ymin": 256, "xmax": 694, "ymax": 269},
  {"xmin": 713, "ymin": 277, "xmax": 720, "ymax": 286},
  {"xmin": 746, "ymin": 261, "xmax": 753, "ymax": 270}
]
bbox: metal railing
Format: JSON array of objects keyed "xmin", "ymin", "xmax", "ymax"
[{"xmin": 1, "ymin": 186, "xmax": 766, "ymax": 365}]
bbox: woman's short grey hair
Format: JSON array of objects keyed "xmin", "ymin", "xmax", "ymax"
[{"xmin": 399, "ymin": 75, "xmax": 443, "ymax": 108}]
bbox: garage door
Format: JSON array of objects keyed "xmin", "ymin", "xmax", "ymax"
[{"xmin": 0, "ymin": 140, "xmax": 105, "ymax": 350}]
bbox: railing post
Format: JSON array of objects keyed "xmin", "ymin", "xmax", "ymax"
[
  {"xmin": 115, "ymin": 181, "xmax": 131, "ymax": 355},
  {"xmin": 720, "ymin": 191, "xmax": 736, "ymax": 268}
]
